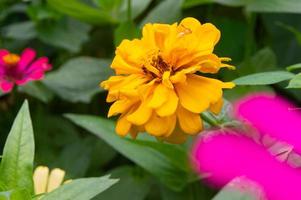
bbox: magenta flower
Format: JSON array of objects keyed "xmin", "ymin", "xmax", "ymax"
[
  {"xmin": 192, "ymin": 94, "xmax": 301, "ymax": 200},
  {"xmin": 0, "ymin": 48, "xmax": 51, "ymax": 93}
]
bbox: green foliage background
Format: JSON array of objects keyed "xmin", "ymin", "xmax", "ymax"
[{"xmin": 1, "ymin": 0, "xmax": 301, "ymax": 199}]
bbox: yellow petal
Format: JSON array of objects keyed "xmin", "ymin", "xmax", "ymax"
[
  {"xmin": 210, "ymin": 98, "xmax": 223, "ymax": 115},
  {"xmin": 47, "ymin": 168, "xmax": 65, "ymax": 193},
  {"xmin": 111, "ymin": 55, "xmax": 142, "ymax": 74},
  {"xmin": 170, "ymin": 66, "xmax": 200, "ymax": 84},
  {"xmin": 148, "ymin": 84, "xmax": 168, "ymax": 108},
  {"xmin": 108, "ymin": 99, "xmax": 135, "ymax": 117},
  {"xmin": 177, "ymin": 105, "xmax": 203, "ymax": 135},
  {"xmin": 179, "ymin": 17, "xmax": 201, "ymax": 33},
  {"xmin": 116, "ymin": 114, "xmax": 132, "ymax": 136},
  {"xmin": 33, "ymin": 166, "xmax": 49, "ymax": 195},
  {"xmin": 176, "ymin": 75, "xmax": 225, "ymax": 113},
  {"xmin": 127, "ymin": 99, "xmax": 153, "ymax": 125},
  {"xmin": 145, "ymin": 114, "xmax": 176, "ymax": 137},
  {"xmin": 112, "ymin": 39, "xmax": 147, "ymax": 74},
  {"xmin": 156, "ymin": 89, "xmax": 178, "ymax": 117},
  {"xmin": 162, "ymin": 71, "xmax": 173, "ymax": 89},
  {"xmin": 223, "ymin": 81, "xmax": 235, "ymax": 89}
]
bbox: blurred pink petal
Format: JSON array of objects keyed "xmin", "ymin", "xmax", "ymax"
[
  {"xmin": 18, "ymin": 48, "xmax": 36, "ymax": 71},
  {"xmin": 0, "ymin": 81, "xmax": 14, "ymax": 92},
  {"xmin": 235, "ymin": 94, "xmax": 301, "ymax": 155},
  {"xmin": 193, "ymin": 132, "xmax": 301, "ymax": 200}
]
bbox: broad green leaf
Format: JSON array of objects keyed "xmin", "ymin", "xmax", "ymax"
[
  {"xmin": 93, "ymin": 0, "xmax": 122, "ymax": 11},
  {"xmin": 27, "ymin": 3, "xmax": 61, "ymax": 21},
  {"xmin": 94, "ymin": 166, "xmax": 151, "ymax": 200},
  {"xmin": 117, "ymin": 0, "xmax": 152, "ymax": 21},
  {"xmin": 212, "ymin": 177, "xmax": 266, "ymax": 200},
  {"xmin": 114, "ymin": 21, "xmax": 140, "ymax": 46},
  {"xmin": 233, "ymin": 71, "xmax": 294, "ymax": 85},
  {"xmin": 41, "ymin": 176, "xmax": 118, "ymax": 200},
  {"xmin": 183, "ymin": 0, "xmax": 301, "ymax": 13},
  {"xmin": 247, "ymin": 0, "xmax": 301, "ymax": 13},
  {"xmin": 287, "ymin": 73, "xmax": 301, "ymax": 88},
  {"xmin": 238, "ymin": 47, "xmax": 277, "ymax": 76},
  {"xmin": 3, "ymin": 21, "xmax": 36, "ymax": 40},
  {"xmin": 95, "ymin": 0, "xmax": 151, "ymax": 22},
  {"xmin": 19, "ymin": 82, "xmax": 54, "ymax": 103},
  {"xmin": 182, "ymin": 0, "xmax": 213, "ymax": 8},
  {"xmin": 182, "ymin": 0, "xmax": 245, "ymax": 8},
  {"xmin": 141, "ymin": 0, "xmax": 183, "ymax": 26},
  {"xmin": 47, "ymin": 0, "xmax": 115, "ymax": 25},
  {"xmin": 0, "ymin": 101, "xmax": 34, "ymax": 193},
  {"xmin": 0, "ymin": 189, "xmax": 31, "ymax": 200},
  {"xmin": 36, "ymin": 19, "xmax": 91, "ymax": 53},
  {"xmin": 286, "ymin": 63, "xmax": 301, "ymax": 72},
  {"xmin": 43, "ymin": 57, "xmax": 112, "ymax": 103},
  {"xmin": 66, "ymin": 114, "xmax": 192, "ymax": 191}
]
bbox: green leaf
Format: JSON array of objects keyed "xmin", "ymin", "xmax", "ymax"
[
  {"xmin": 0, "ymin": 101, "xmax": 34, "ymax": 193},
  {"xmin": 287, "ymin": 73, "xmax": 301, "ymax": 88},
  {"xmin": 233, "ymin": 71, "xmax": 295, "ymax": 85},
  {"xmin": 182, "ymin": 0, "xmax": 245, "ymax": 8},
  {"xmin": 43, "ymin": 57, "xmax": 112, "ymax": 103},
  {"xmin": 41, "ymin": 176, "xmax": 118, "ymax": 200},
  {"xmin": 141, "ymin": 0, "xmax": 183, "ymax": 26},
  {"xmin": 114, "ymin": 21, "xmax": 140, "ymax": 46},
  {"xmin": 183, "ymin": 0, "xmax": 301, "ymax": 13},
  {"xmin": 95, "ymin": 0, "xmax": 151, "ymax": 22},
  {"xmin": 18, "ymin": 82, "xmax": 54, "ymax": 103},
  {"xmin": 27, "ymin": 3, "xmax": 61, "ymax": 21},
  {"xmin": 238, "ymin": 47, "xmax": 277, "ymax": 76},
  {"xmin": 0, "ymin": 189, "xmax": 31, "ymax": 200},
  {"xmin": 286, "ymin": 63, "xmax": 301, "ymax": 72},
  {"xmin": 247, "ymin": 0, "xmax": 301, "ymax": 13},
  {"xmin": 47, "ymin": 0, "xmax": 115, "ymax": 25},
  {"xmin": 212, "ymin": 177, "xmax": 266, "ymax": 200},
  {"xmin": 36, "ymin": 19, "xmax": 91, "ymax": 53},
  {"xmin": 66, "ymin": 114, "xmax": 192, "ymax": 191},
  {"xmin": 94, "ymin": 166, "xmax": 151, "ymax": 200},
  {"xmin": 117, "ymin": 0, "xmax": 152, "ymax": 21},
  {"xmin": 3, "ymin": 21, "xmax": 36, "ymax": 40}
]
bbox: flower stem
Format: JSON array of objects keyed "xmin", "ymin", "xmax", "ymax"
[
  {"xmin": 127, "ymin": 0, "xmax": 132, "ymax": 21},
  {"xmin": 201, "ymin": 112, "xmax": 220, "ymax": 127}
]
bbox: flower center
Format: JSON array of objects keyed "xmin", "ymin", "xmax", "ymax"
[
  {"xmin": 142, "ymin": 55, "xmax": 172, "ymax": 80},
  {"xmin": 3, "ymin": 53, "xmax": 20, "ymax": 67}
]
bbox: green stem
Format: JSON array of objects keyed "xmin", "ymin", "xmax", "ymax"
[
  {"xmin": 127, "ymin": 0, "xmax": 132, "ymax": 21},
  {"xmin": 201, "ymin": 112, "xmax": 220, "ymax": 127},
  {"xmin": 244, "ymin": 10, "xmax": 256, "ymax": 61}
]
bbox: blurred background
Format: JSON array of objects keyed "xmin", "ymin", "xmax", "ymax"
[{"xmin": 1, "ymin": 0, "xmax": 301, "ymax": 199}]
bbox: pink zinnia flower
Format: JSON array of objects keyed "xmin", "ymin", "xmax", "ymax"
[
  {"xmin": 0, "ymin": 48, "xmax": 51, "ymax": 93},
  {"xmin": 192, "ymin": 94, "xmax": 301, "ymax": 200}
]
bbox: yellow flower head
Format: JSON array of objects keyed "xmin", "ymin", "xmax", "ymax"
[{"xmin": 101, "ymin": 17, "xmax": 235, "ymax": 143}]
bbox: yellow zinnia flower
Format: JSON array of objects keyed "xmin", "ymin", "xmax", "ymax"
[
  {"xmin": 33, "ymin": 166, "xmax": 70, "ymax": 197},
  {"xmin": 101, "ymin": 17, "xmax": 235, "ymax": 143}
]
